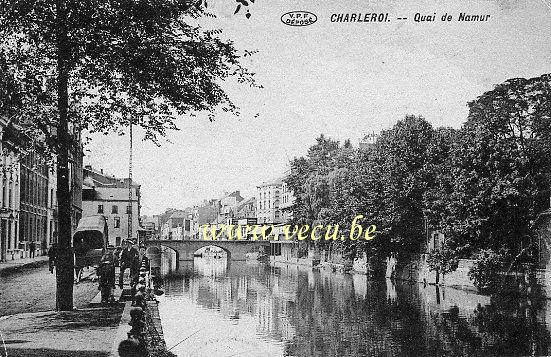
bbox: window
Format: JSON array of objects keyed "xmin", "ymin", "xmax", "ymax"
[
  {"xmin": 272, "ymin": 243, "xmax": 281, "ymax": 256},
  {"xmin": 116, "ymin": 237, "xmax": 121, "ymax": 246},
  {"xmin": 126, "ymin": 205, "xmax": 132, "ymax": 214},
  {"xmin": 2, "ymin": 178, "xmax": 6, "ymax": 208},
  {"xmin": 114, "ymin": 217, "xmax": 120, "ymax": 228},
  {"xmin": 112, "ymin": 205, "xmax": 118, "ymax": 214},
  {"xmin": 98, "ymin": 205, "xmax": 104, "ymax": 214}
]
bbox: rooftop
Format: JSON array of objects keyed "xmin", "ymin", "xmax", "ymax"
[
  {"xmin": 83, "ymin": 165, "xmax": 140, "ymax": 188},
  {"xmin": 257, "ymin": 177, "xmax": 284, "ymax": 188}
]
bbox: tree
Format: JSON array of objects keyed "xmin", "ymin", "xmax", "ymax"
[
  {"xmin": 442, "ymin": 74, "xmax": 551, "ymax": 260},
  {"xmin": 422, "ymin": 127, "xmax": 460, "ymax": 277},
  {"xmin": 286, "ymin": 134, "xmax": 340, "ymax": 226},
  {"xmin": 0, "ymin": 0, "xmax": 258, "ymax": 310},
  {"xmin": 371, "ymin": 115, "xmax": 434, "ymax": 254},
  {"xmin": 422, "ymin": 127, "xmax": 457, "ymax": 230}
]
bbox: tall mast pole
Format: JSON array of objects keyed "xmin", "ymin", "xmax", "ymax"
[{"xmin": 128, "ymin": 120, "xmax": 133, "ymax": 245}]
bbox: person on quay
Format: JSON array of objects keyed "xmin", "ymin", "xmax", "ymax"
[
  {"xmin": 137, "ymin": 245, "xmax": 150, "ymax": 271},
  {"xmin": 129, "ymin": 242, "xmax": 144, "ymax": 288},
  {"xmin": 119, "ymin": 239, "xmax": 139, "ymax": 289},
  {"xmin": 97, "ymin": 253, "xmax": 116, "ymax": 304},
  {"xmin": 48, "ymin": 242, "xmax": 57, "ymax": 274},
  {"xmin": 29, "ymin": 240, "xmax": 36, "ymax": 258}
]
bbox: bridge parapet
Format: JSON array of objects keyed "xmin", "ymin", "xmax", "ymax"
[{"xmin": 144, "ymin": 239, "xmax": 271, "ymax": 261}]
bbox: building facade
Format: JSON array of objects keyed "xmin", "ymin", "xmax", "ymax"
[
  {"xmin": 19, "ymin": 149, "xmax": 50, "ymax": 258},
  {"xmin": 0, "ymin": 120, "xmax": 20, "ymax": 261},
  {"xmin": 0, "ymin": 120, "xmax": 82, "ymax": 261},
  {"xmin": 219, "ymin": 191, "xmax": 244, "ymax": 221},
  {"xmin": 140, "ymin": 215, "xmax": 160, "ymax": 241},
  {"xmin": 82, "ymin": 166, "xmax": 141, "ymax": 247},
  {"xmin": 280, "ymin": 180, "xmax": 294, "ymax": 223},
  {"xmin": 232, "ymin": 197, "xmax": 256, "ymax": 220},
  {"xmin": 257, "ymin": 178, "xmax": 283, "ymax": 224},
  {"xmin": 160, "ymin": 209, "xmax": 196, "ymax": 240}
]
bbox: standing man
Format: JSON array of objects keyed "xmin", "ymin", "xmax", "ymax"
[
  {"xmin": 29, "ymin": 240, "xmax": 36, "ymax": 258},
  {"xmin": 97, "ymin": 253, "xmax": 116, "ymax": 305},
  {"xmin": 119, "ymin": 239, "xmax": 138, "ymax": 289},
  {"xmin": 129, "ymin": 240, "xmax": 143, "ymax": 288},
  {"xmin": 48, "ymin": 243, "xmax": 57, "ymax": 273},
  {"xmin": 137, "ymin": 245, "xmax": 150, "ymax": 271}
]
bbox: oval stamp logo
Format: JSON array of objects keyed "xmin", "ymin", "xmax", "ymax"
[{"xmin": 281, "ymin": 11, "xmax": 317, "ymax": 26}]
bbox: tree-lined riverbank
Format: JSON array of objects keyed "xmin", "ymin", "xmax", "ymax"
[{"xmin": 285, "ymin": 73, "xmax": 551, "ymax": 293}]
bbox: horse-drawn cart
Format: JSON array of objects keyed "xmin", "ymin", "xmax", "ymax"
[{"xmin": 73, "ymin": 215, "xmax": 109, "ymax": 283}]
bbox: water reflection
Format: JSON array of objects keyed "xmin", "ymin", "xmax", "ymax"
[{"xmin": 158, "ymin": 258, "xmax": 551, "ymax": 356}]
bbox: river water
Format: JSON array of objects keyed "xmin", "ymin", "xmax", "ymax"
[{"xmin": 157, "ymin": 257, "xmax": 551, "ymax": 356}]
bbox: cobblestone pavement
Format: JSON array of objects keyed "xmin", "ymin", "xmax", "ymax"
[
  {"xmin": 0, "ymin": 306, "xmax": 124, "ymax": 357},
  {"xmin": 0, "ymin": 260, "xmax": 101, "ymax": 317},
  {"xmin": 0, "ymin": 261, "xmax": 125, "ymax": 356}
]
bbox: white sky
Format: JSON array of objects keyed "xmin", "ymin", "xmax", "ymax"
[{"xmin": 84, "ymin": 0, "xmax": 551, "ymax": 215}]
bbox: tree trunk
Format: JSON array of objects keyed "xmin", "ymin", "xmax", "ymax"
[
  {"xmin": 55, "ymin": 0, "xmax": 73, "ymax": 311},
  {"xmin": 500, "ymin": 241, "xmax": 536, "ymax": 290}
]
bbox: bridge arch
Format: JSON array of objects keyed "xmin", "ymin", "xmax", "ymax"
[
  {"xmin": 159, "ymin": 244, "xmax": 180, "ymax": 270},
  {"xmin": 194, "ymin": 244, "xmax": 231, "ymax": 260}
]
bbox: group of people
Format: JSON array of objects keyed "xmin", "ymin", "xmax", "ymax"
[
  {"xmin": 97, "ymin": 239, "xmax": 150, "ymax": 304},
  {"xmin": 47, "ymin": 239, "xmax": 150, "ymax": 304}
]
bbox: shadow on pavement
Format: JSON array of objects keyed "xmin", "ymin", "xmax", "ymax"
[{"xmin": 0, "ymin": 347, "xmax": 111, "ymax": 357}]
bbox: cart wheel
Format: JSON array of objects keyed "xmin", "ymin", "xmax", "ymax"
[{"xmin": 74, "ymin": 267, "xmax": 83, "ymax": 283}]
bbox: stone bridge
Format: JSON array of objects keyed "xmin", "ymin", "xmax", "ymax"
[{"xmin": 144, "ymin": 239, "xmax": 271, "ymax": 264}]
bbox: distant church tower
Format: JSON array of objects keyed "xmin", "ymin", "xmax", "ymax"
[{"xmin": 359, "ymin": 132, "xmax": 379, "ymax": 149}]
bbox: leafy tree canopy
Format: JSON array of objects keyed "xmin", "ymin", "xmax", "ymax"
[
  {"xmin": 443, "ymin": 74, "xmax": 551, "ymax": 256},
  {"xmin": 0, "ymin": 0, "xmax": 259, "ymax": 153}
]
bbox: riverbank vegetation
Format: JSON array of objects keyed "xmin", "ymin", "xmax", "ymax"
[{"xmin": 285, "ymin": 73, "xmax": 551, "ymax": 291}]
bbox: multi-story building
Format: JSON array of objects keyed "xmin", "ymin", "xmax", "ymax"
[
  {"xmin": 217, "ymin": 191, "xmax": 244, "ymax": 223},
  {"xmin": 160, "ymin": 210, "xmax": 182, "ymax": 239},
  {"xmin": 193, "ymin": 201, "xmax": 218, "ymax": 239},
  {"xmin": 256, "ymin": 178, "xmax": 283, "ymax": 224},
  {"xmin": 232, "ymin": 197, "xmax": 256, "ymax": 220},
  {"xmin": 140, "ymin": 215, "xmax": 159, "ymax": 241},
  {"xmin": 0, "ymin": 120, "xmax": 82, "ymax": 261},
  {"xmin": 280, "ymin": 179, "xmax": 294, "ymax": 223},
  {"xmin": 82, "ymin": 165, "xmax": 141, "ymax": 247},
  {"xmin": 0, "ymin": 120, "xmax": 20, "ymax": 261},
  {"xmin": 19, "ymin": 149, "xmax": 51, "ymax": 258},
  {"xmin": 160, "ymin": 209, "xmax": 195, "ymax": 240}
]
